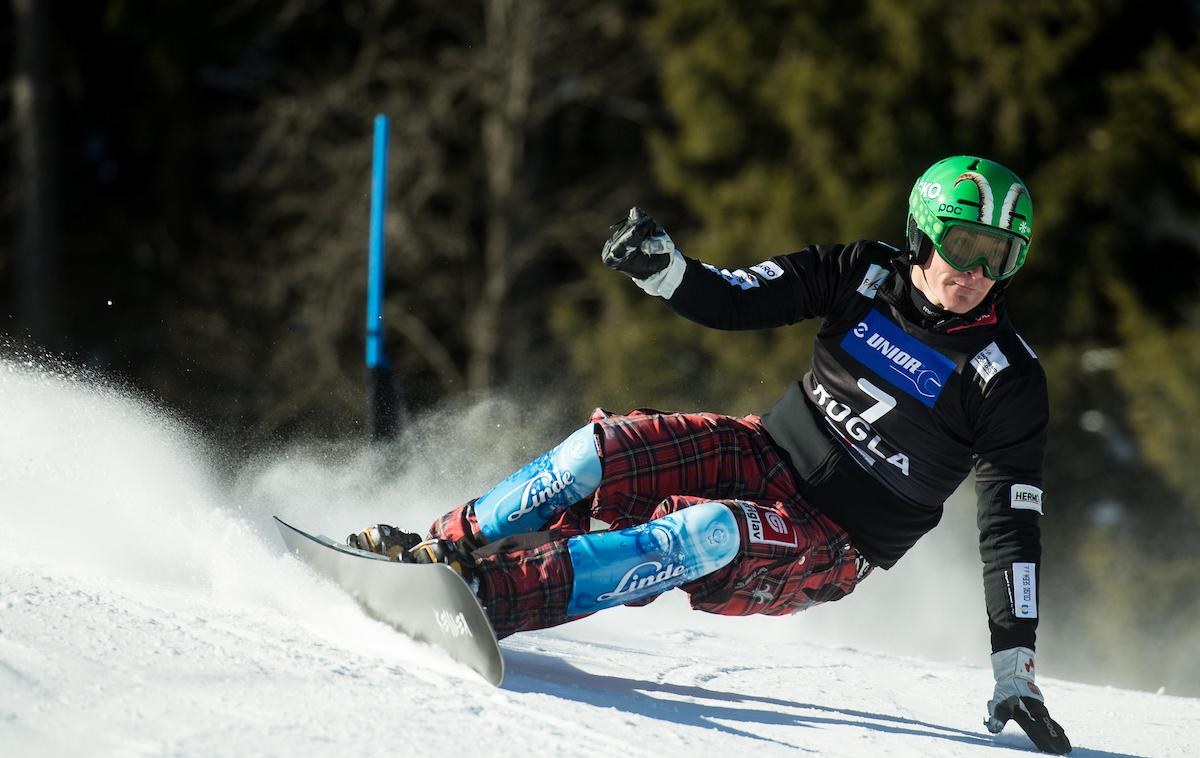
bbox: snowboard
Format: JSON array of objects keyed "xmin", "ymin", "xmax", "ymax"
[{"xmin": 273, "ymin": 516, "xmax": 504, "ymax": 686}]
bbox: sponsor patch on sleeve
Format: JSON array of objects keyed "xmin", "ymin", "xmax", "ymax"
[
  {"xmin": 1010, "ymin": 484, "xmax": 1044, "ymax": 514},
  {"xmin": 1013, "ymin": 562, "xmax": 1038, "ymax": 619},
  {"xmin": 970, "ymin": 342, "xmax": 1010, "ymax": 385},
  {"xmin": 856, "ymin": 263, "xmax": 890, "ymax": 299},
  {"xmin": 736, "ymin": 501, "xmax": 798, "ymax": 548},
  {"xmin": 703, "ymin": 263, "xmax": 760, "ymax": 290},
  {"xmin": 750, "ymin": 261, "xmax": 785, "ymax": 281}
]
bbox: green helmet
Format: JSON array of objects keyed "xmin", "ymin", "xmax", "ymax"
[{"xmin": 905, "ymin": 156, "xmax": 1033, "ymax": 280}]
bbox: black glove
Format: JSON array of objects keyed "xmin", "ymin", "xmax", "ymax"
[
  {"xmin": 987, "ymin": 695, "xmax": 1072, "ymax": 754},
  {"xmin": 985, "ymin": 647, "xmax": 1072, "ymax": 754},
  {"xmin": 601, "ymin": 207, "xmax": 676, "ymax": 280}
]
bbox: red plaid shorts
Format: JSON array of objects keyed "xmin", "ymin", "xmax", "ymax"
[{"xmin": 429, "ymin": 408, "xmax": 871, "ymax": 639}]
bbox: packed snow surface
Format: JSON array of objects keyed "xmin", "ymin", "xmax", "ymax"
[{"xmin": 1, "ymin": 359, "xmax": 1196, "ymax": 757}]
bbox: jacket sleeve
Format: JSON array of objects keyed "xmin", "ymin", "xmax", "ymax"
[
  {"xmin": 663, "ymin": 244, "xmax": 862, "ymax": 330},
  {"xmin": 973, "ymin": 370, "xmax": 1049, "ymax": 653}
]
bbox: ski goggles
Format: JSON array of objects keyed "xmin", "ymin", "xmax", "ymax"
[{"xmin": 934, "ymin": 222, "xmax": 1028, "ymax": 280}]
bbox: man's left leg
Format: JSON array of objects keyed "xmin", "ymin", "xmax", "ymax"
[
  {"xmin": 511, "ymin": 493, "xmax": 870, "ymax": 619},
  {"xmin": 468, "ymin": 499, "xmax": 741, "ymax": 638},
  {"xmin": 678, "ymin": 497, "xmax": 871, "ymax": 617},
  {"xmin": 465, "ymin": 492, "xmax": 871, "ymax": 638}
]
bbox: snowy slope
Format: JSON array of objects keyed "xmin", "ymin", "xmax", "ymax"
[{"xmin": 1, "ymin": 359, "xmax": 1197, "ymax": 757}]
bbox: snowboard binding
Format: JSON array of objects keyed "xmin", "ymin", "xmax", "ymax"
[
  {"xmin": 347, "ymin": 524, "xmax": 423, "ymax": 560},
  {"xmin": 348, "ymin": 525, "xmax": 477, "ymax": 578}
]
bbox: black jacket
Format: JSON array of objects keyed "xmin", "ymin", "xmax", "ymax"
[{"xmin": 664, "ymin": 241, "xmax": 1047, "ymax": 653}]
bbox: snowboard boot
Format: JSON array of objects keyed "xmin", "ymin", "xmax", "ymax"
[
  {"xmin": 408, "ymin": 537, "xmax": 477, "ymax": 578},
  {"xmin": 347, "ymin": 526, "xmax": 479, "ymax": 590},
  {"xmin": 405, "ymin": 536, "xmax": 482, "ymax": 599},
  {"xmin": 347, "ymin": 524, "xmax": 423, "ymax": 561}
]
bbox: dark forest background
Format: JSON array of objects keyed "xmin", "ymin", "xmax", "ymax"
[{"xmin": 3, "ymin": 0, "xmax": 1199, "ymax": 695}]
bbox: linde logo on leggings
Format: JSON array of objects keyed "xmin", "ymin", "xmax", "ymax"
[
  {"xmin": 507, "ymin": 469, "xmax": 576, "ymax": 522},
  {"xmin": 597, "ymin": 561, "xmax": 686, "ymax": 601},
  {"xmin": 840, "ymin": 309, "xmax": 955, "ymax": 407}
]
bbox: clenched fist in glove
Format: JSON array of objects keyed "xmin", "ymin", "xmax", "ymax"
[
  {"xmin": 985, "ymin": 647, "xmax": 1072, "ymax": 754},
  {"xmin": 601, "ymin": 207, "xmax": 686, "ymax": 298}
]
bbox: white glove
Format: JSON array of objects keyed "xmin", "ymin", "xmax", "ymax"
[{"xmin": 985, "ymin": 647, "xmax": 1071, "ymax": 754}]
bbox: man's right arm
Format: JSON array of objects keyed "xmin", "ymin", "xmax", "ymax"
[
  {"xmin": 600, "ymin": 207, "xmax": 854, "ymax": 331},
  {"xmin": 664, "ymin": 252, "xmax": 847, "ymax": 330}
]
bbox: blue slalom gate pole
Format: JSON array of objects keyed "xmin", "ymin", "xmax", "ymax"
[{"xmin": 366, "ymin": 114, "xmax": 400, "ymax": 440}]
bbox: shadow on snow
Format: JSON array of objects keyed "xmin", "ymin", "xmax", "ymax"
[{"xmin": 501, "ymin": 648, "xmax": 1143, "ymax": 758}]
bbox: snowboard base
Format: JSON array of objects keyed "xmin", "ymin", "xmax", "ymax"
[{"xmin": 274, "ymin": 516, "xmax": 504, "ymax": 686}]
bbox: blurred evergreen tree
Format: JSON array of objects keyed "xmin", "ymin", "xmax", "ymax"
[
  {"xmin": 1, "ymin": 1, "xmax": 663, "ymax": 443},
  {"xmin": 194, "ymin": 0, "xmax": 664, "ymax": 442}
]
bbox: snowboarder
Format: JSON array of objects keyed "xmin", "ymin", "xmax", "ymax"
[{"xmin": 351, "ymin": 156, "xmax": 1071, "ymax": 754}]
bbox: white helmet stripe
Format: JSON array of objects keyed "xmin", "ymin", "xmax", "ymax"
[
  {"xmin": 1000, "ymin": 182, "xmax": 1026, "ymax": 232},
  {"xmin": 954, "ymin": 171, "xmax": 994, "ymax": 224}
]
